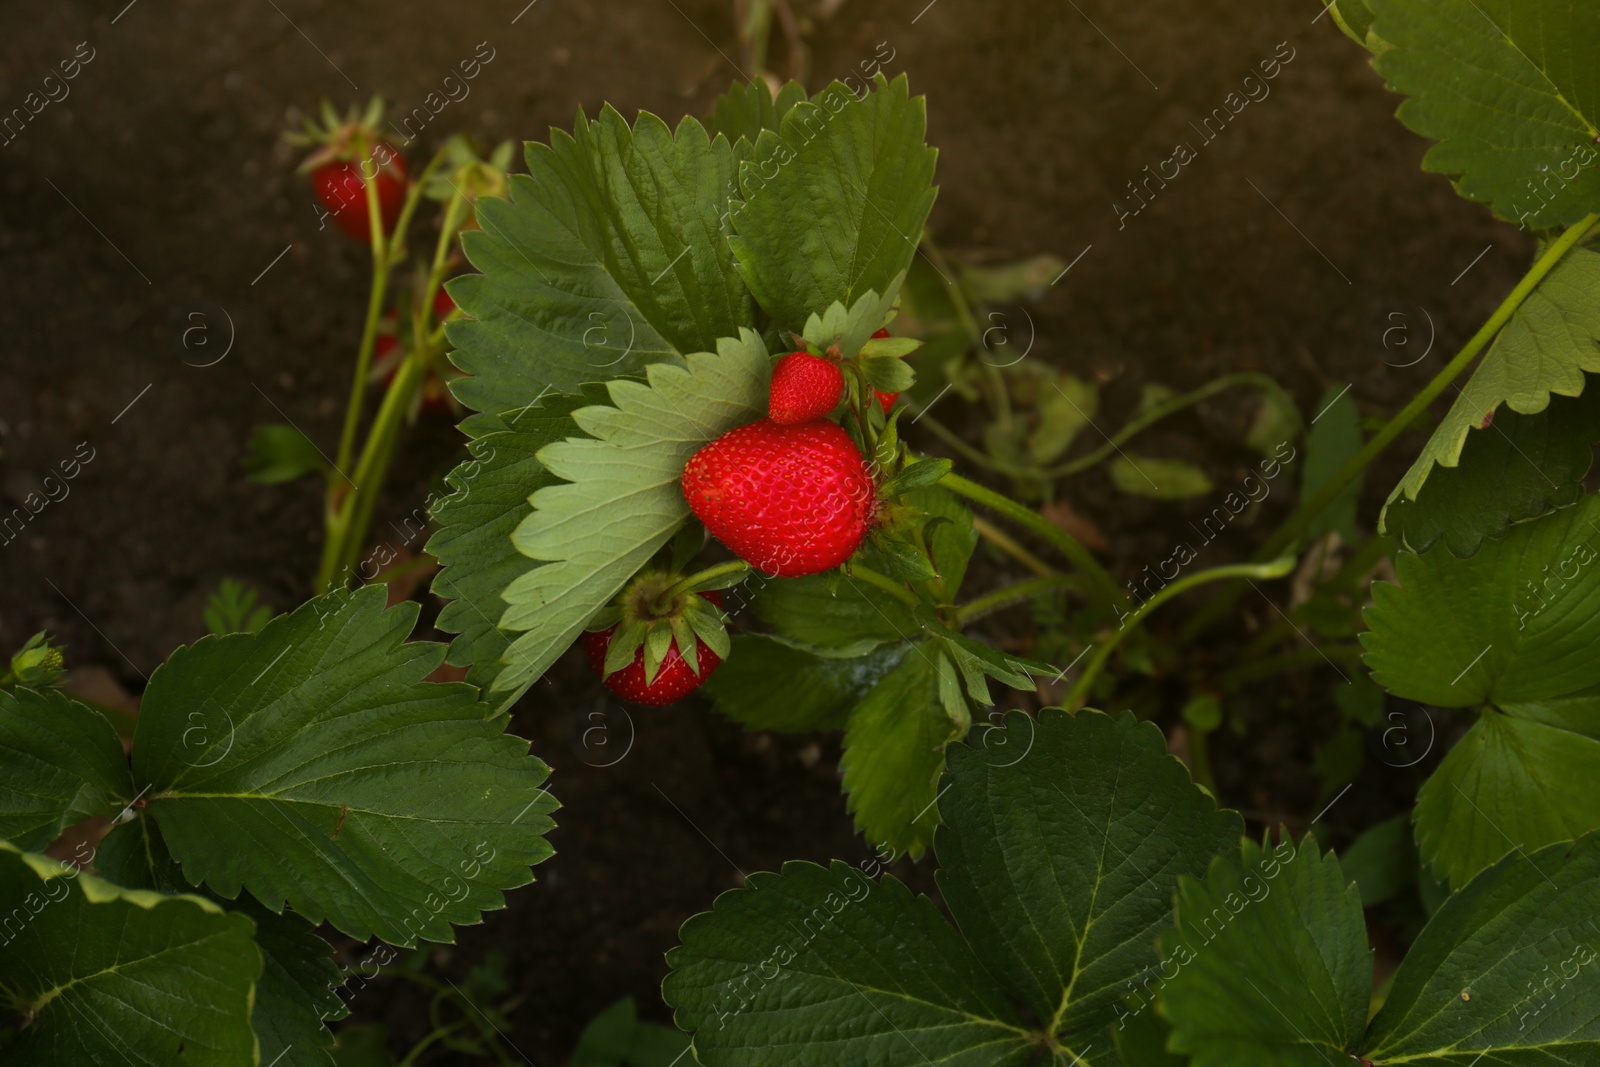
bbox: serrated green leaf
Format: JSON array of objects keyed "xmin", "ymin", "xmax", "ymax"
[
  {"xmin": 707, "ymin": 79, "xmax": 806, "ymax": 150},
  {"xmin": 428, "ymin": 390, "xmax": 599, "ymax": 703},
  {"xmin": 1364, "ymin": 492, "xmax": 1600, "ymax": 886},
  {"xmin": 1302, "ymin": 384, "xmax": 1364, "ymax": 541},
  {"xmin": 0, "ymin": 843, "xmax": 259, "ymax": 1065},
  {"xmin": 1363, "ymin": 491, "xmax": 1600, "ymax": 707},
  {"xmin": 1330, "ymin": 0, "xmax": 1376, "ymax": 47},
  {"xmin": 701, "ymin": 635, "xmax": 906, "ymax": 732},
  {"xmin": 1384, "ymin": 379, "xmax": 1600, "ymax": 556},
  {"xmin": 752, "ymin": 552, "xmax": 919, "ymax": 657},
  {"xmin": 1368, "ymin": 0, "xmax": 1600, "ymax": 229},
  {"xmin": 935, "ymin": 651, "xmax": 971, "ymax": 732},
  {"xmin": 665, "ymin": 709, "xmax": 1240, "ymax": 1065},
  {"xmin": 1414, "ymin": 708, "xmax": 1600, "ymax": 889},
  {"xmin": 1110, "ymin": 455, "xmax": 1215, "ymax": 499},
  {"xmin": 910, "ymin": 485, "xmax": 977, "ymax": 596},
  {"xmin": 499, "ymin": 331, "xmax": 768, "ymax": 691},
  {"xmin": 447, "ymin": 108, "xmax": 753, "ymax": 434},
  {"xmin": 204, "ymin": 578, "xmax": 273, "ymax": 637},
  {"xmin": 729, "ymin": 74, "xmax": 938, "ymax": 335},
  {"xmin": 235, "ymin": 893, "xmax": 346, "ymax": 1067},
  {"xmin": 840, "ymin": 650, "xmax": 954, "ymax": 858},
  {"xmin": 1361, "ymin": 831, "xmax": 1600, "ymax": 1064},
  {"xmin": 1386, "ymin": 247, "xmax": 1600, "ymax": 513},
  {"xmin": 872, "ymin": 536, "xmax": 937, "ymax": 582},
  {"xmin": 0, "ymin": 688, "xmax": 130, "ymax": 851},
  {"xmin": 801, "ymin": 283, "xmax": 903, "ymax": 362},
  {"xmin": 665, "ymin": 860, "xmax": 1035, "ymax": 1066},
  {"xmin": 861, "ymin": 335, "xmax": 922, "ymax": 360},
  {"xmin": 1159, "ymin": 836, "xmax": 1369, "ymax": 1067},
  {"xmin": 1115, "ymin": 1005, "xmax": 1188, "ymax": 1067},
  {"xmin": 116, "ymin": 586, "xmax": 556, "ymax": 946},
  {"xmin": 880, "ymin": 457, "xmax": 952, "ymax": 498},
  {"xmin": 941, "ymin": 711, "xmax": 1242, "ymax": 1042}
]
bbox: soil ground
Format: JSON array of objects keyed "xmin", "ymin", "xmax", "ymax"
[{"xmin": 0, "ymin": 0, "xmax": 1523, "ymax": 1059}]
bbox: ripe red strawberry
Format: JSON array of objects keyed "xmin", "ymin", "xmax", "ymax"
[
  {"xmin": 769, "ymin": 352, "xmax": 844, "ymax": 424},
  {"xmin": 313, "ymin": 147, "xmax": 408, "ymax": 242},
  {"xmin": 582, "ymin": 592, "xmax": 724, "ymax": 705},
  {"xmin": 869, "ymin": 328, "xmax": 899, "ymax": 413},
  {"xmin": 683, "ymin": 418, "xmax": 875, "ymax": 576}
]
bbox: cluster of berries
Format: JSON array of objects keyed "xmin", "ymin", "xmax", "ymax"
[{"xmin": 589, "ymin": 331, "xmax": 909, "ymax": 704}]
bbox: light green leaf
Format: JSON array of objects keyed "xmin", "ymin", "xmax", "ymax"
[
  {"xmin": 840, "ymin": 650, "xmax": 955, "ymax": 858},
  {"xmin": 499, "ymin": 330, "xmax": 768, "ymax": 692},
  {"xmin": 244, "ymin": 423, "xmax": 327, "ymax": 484},
  {"xmin": 1383, "ymin": 378, "xmax": 1600, "ymax": 557},
  {"xmin": 1413, "ymin": 708, "xmax": 1600, "ymax": 889},
  {"xmin": 1160, "ymin": 837, "xmax": 1369, "ymax": 1067},
  {"xmin": 447, "ymin": 108, "xmax": 753, "ymax": 434},
  {"xmin": 1110, "ymin": 455, "xmax": 1215, "ymax": 500},
  {"xmin": 1362, "ymin": 831, "xmax": 1600, "ymax": 1064},
  {"xmin": 912, "ymin": 484, "xmax": 978, "ymax": 597},
  {"xmin": 427, "ymin": 389, "xmax": 599, "ymax": 702},
  {"xmin": 801, "ymin": 282, "xmax": 903, "ymax": 362},
  {"xmin": 938, "ymin": 710, "xmax": 1242, "ymax": 1042},
  {"xmin": 1302, "ymin": 384, "xmax": 1364, "ymax": 541},
  {"xmin": 1330, "ymin": 0, "xmax": 1375, "ymax": 48},
  {"xmin": 864, "ymin": 353, "xmax": 915, "ymax": 393},
  {"xmin": 729, "ymin": 74, "xmax": 938, "ymax": 335},
  {"xmin": 120, "ymin": 586, "xmax": 557, "ymax": 946},
  {"xmin": 1368, "ymin": 0, "xmax": 1600, "ymax": 228},
  {"xmin": 1029, "ymin": 374, "xmax": 1097, "ymax": 464},
  {"xmin": 702, "ymin": 636, "xmax": 907, "ymax": 732},
  {"xmin": 0, "ymin": 688, "xmax": 130, "ymax": 851},
  {"xmin": 1386, "ymin": 247, "xmax": 1600, "ymax": 512},
  {"xmin": 0, "ymin": 843, "xmax": 259, "ymax": 1066}
]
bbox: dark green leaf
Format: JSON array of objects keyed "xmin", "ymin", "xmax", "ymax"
[
  {"xmin": 702, "ymin": 636, "xmax": 907, "ymax": 732},
  {"xmin": 428, "ymin": 389, "xmax": 599, "ymax": 703},
  {"xmin": 708, "ymin": 79, "xmax": 807, "ymax": 149},
  {"xmin": 448, "ymin": 109, "xmax": 753, "ymax": 434},
  {"xmin": 1362, "ymin": 831, "xmax": 1600, "ymax": 1064},
  {"xmin": 840, "ymin": 651, "xmax": 955, "ymax": 858},
  {"xmin": 0, "ymin": 688, "xmax": 129, "ymax": 851},
  {"xmin": 1160, "ymin": 837, "xmax": 1369, "ymax": 1067},
  {"xmin": 939, "ymin": 710, "xmax": 1242, "ymax": 1043},
  {"xmin": 729, "ymin": 74, "xmax": 938, "ymax": 335},
  {"xmin": 1338, "ymin": 813, "xmax": 1418, "ymax": 908},
  {"xmin": 1384, "ymin": 381, "xmax": 1600, "ymax": 557},
  {"xmin": 0, "ymin": 843, "xmax": 259, "ymax": 1065},
  {"xmin": 122, "ymin": 586, "xmax": 557, "ymax": 946}
]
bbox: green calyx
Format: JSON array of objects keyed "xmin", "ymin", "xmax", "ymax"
[{"xmin": 589, "ymin": 566, "xmax": 741, "ymax": 683}]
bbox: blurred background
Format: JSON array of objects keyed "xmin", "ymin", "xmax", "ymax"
[{"xmin": 0, "ymin": 0, "xmax": 1526, "ymax": 1058}]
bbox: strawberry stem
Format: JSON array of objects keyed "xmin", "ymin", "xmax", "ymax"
[{"xmin": 937, "ymin": 472, "xmax": 1123, "ymax": 606}]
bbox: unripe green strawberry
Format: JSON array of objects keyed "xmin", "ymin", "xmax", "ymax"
[
  {"xmin": 682, "ymin": 418, "xmax": 875, "ymax": 576},
  {"xmin": 768, "ymin": 352, "xmax": 844, "ymax": 424}
]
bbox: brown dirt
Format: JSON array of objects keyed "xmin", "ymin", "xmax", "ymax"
[{"xmin": 0, "ymin": 0, "xmax": 1519, "ymax": 1059}]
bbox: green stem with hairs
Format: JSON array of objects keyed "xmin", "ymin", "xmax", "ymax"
[
  {"xmin": 939, "ymin": 472, "xmax": 1122, "ymax": 604},
  {"xmin": 1182, "ymin": 212, "xmax": 1600, "ymax": 641},
  {"xmin": 656, "ymin": 559, "xmax": 753, "ymax": 609},
  {"xmin": 1064, "ymin": 556, "xmax": 1296, "ymax": 709}
]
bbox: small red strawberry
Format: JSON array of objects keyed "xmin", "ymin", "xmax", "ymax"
[
  {"xmin": 312, "ymin": 147, "xmax": 408, "ymax": 242},
  {"xmin": 769, "ymin": 352, "xmax": 844, "ymax": 424},
  {"xmin": 433, "ymin": 287, "xmax": 457, "ymax": 319},
  {"xmin": 583, "ymin": 591, "xmax": 724, "ymax": 705},
  {"xmin": 870, "ymin": 329, "xmax": 899, "ymax": 413},
  {"xmin": 683, "ymin": 418, "xmax": 876, "ymax": 576}
]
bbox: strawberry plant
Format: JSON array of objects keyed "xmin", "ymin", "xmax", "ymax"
[{"xmin": 0, "ymin": 589, "xmax": 555, "ymax": 1062}]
